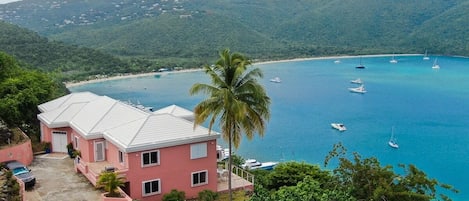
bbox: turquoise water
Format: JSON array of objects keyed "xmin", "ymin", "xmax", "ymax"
[{"xmin": 70, "ymin": 55, "xmax": 469, "ymax": 200}]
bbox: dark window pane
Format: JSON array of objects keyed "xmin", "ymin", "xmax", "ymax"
[
  {"xmin": 150, "ymin": 152, "xmax": 158, "ymax": 163},
  {"xmin": 200, "ymin": 172, "xmax": 206, "ymax": 183},
  {"xmin": 151, "ymin": 180, "xmax": 159, "ymax": 192},
  {"xmin": 143, "ymin": 153, "xmax": 149, "ymax": 165},
  {"xmin": 144, "ymin": 182, "xmax": 151, "ymax": 194},
  {"xmin": 193, "ymin": 173, "xmax": 199, "ymax": 184}
]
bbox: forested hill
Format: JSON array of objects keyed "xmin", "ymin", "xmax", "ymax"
[
  {"xmin": 1, "ymin": 0, "xmax": 468, "ymax": 67},
  {"xmin": 0, "ymin": 21, "xmax": 136, "ymax": 81}
]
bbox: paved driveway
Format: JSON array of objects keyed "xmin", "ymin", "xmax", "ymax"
[{"xmin": 24, "ymin": 154, "xmax": 102, "ymax": 201}]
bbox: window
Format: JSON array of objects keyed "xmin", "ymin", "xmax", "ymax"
[
  {"xmin": 190, "ymin": 143, "xmax": 207, "ymax": 159},
  {"xmin": 142, "ymin": 179, "xmax": 160, "ymax": 196},
  {"xmin": 118, "ymin": 151, "xmax": 124, "ymax": 164},
  {"xmin": 192, "ymin": 170, "xmax": 208, "ymax": 186},
  {"xmin": 141, "ymin": 150, "xmax": 159, "ymax": 167},
  {"xmin": 74, "ymin": 136, "xmax": 79, "ymax": 149}
]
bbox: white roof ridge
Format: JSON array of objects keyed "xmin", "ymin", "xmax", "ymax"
[
  {"xmin": 127, "ymin": 115, "xmax": 152, "ymax": 146},
  {"xmin": 87, "ymin": 98, "xmax": 119, "ymax": 133}
]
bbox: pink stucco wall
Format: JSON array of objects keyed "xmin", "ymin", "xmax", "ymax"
[
  {"xmin": 42, "ymin": 121, "xmax": 219, "ymax": 201},
  {"xmin": 40, "ymin": 122, "xmax": 74, "ymax": 152},
  {"xmin": 0, "ymin": 133, "xmax": 33, "ymax": 166},
  {"xmin": 105, "ymin": 142, "xmax": 127, "ymax": 171},
  {"xmin": 125, "ymin": 139, "xmax": 218, "ymax": 201}
]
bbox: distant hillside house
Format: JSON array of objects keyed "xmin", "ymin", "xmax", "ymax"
[{"xmin": 37, "ymin": 92, "xmax": 222, "ymax": 201}]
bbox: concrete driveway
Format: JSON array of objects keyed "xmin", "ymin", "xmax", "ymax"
[{"xmin": 24, "ymin": 154, "xmax": 102, "ymax": 201}]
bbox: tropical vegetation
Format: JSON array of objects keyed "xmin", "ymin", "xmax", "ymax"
[
  {"xmin": 190, "ymin": 49, "xmax": 271, "ymax": 200},
  {"xmin": 96, "ymin": 171, "xmax": 126, "ymax": 198},
  {"xmin": 249, "ymin": 143, "xmax": 458, "ymax": 201},
  {"xmin": 0, "ymin": 52, "xmax": 67, "ymax": 144}
]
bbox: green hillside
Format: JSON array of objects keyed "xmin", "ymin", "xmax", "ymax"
[
  {"xmin": 0, "ymin": 0, "xmax": 468, "ymax": 77},
  {"xmin": 0, "ymin": 21, "xmax": 142, "ymax": 81}
]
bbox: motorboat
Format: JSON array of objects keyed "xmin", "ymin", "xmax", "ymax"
[
  {"xmin": 334, "ymin": 60, "xmax": 341, "ymax": 64},
  {"xmin": 350, "ymin": 78, "xmax": 363, "ymax": 84},
  {"xmin": 348, "ymin": 85, "xmax": 366, "ymax": 93},
  {"xmin": 270, "ymin": 77, "xmax": 281, "ymax": 83},
  {"xmin": 216, "ymin": 145, "xmax": 230, "ymax": 162},
  {"xmin": 242, "ymin": 159, "xmax": 278, "ymax": 170},
  {"xmin": 331, "ymin": 123, "xmax": 346, "ymax": 131}
]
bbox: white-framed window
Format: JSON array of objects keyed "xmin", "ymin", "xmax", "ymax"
[
  {"xmin": 74, "ymin": 136, "xmax": 79, "ymax": 149},
  {"xmin": 142, "ymin": 179, "xmax": 160, "ymax": 196},
  {"xmin": 191, "ymin": 170, "xmax": 208, "ymax": 187},
  {"xmin": 118, "ymin": 151, "xmax": 124, "ymax": 164},
  {"xmin": 141, "ymin": 150, "xmax": 159, "ymax": 167},
  {"xmin": 190, "ymin": 143, "xmax": 207, "ymax": 159}
]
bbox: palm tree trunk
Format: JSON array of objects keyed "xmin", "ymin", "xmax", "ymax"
[{"xmin": 228, "ymin": 133, "xmax": 233, "ymax": 201}]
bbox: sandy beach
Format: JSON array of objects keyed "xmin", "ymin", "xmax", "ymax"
[
  {"xmin": 64, "ymin": 68, "xmax": 203, "ymax": 88},
  {"xmin": 65, "ymin": 54, "xmax": 421, "ymax": 88}
]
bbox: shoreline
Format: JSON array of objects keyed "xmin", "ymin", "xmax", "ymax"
[{"xmin": 65, "ymin": 54, "xmax": 421, "ymax": 88}]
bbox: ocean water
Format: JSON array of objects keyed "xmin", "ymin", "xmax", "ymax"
[{"xmin": 70, "ymin": 55, "xmax": 469, "ymax": 200}]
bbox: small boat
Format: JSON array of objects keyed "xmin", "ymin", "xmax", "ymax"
[
  {"xmin": 270, "ymin": 77, "xmax": 281, "ymax": 83},
  {"xmin": 388, "ymin": 127, "xmax": 399, "ymax": 149},
  {"xmin": 334, "ymin": 60, "xmax": 341, "ymax": 64},
  {"xmin": 423, "ymin": 49, "xmax": 430, "ymax": 60},
  {"xmin": 356, "ymin": 57, "xmax": 365, "ymax": 69},
  {"xmin": 242, "ymin": 159, "xmax": 278, "ymax": 170},
  {"xmin": 389, "ymin": 55, "xmax": 398, "ymax": 63},
  {"xmin": 216, "ymin": 145, "xmax": 230, "ymax": 162},
  {"xmin": 350, "ymin": 78, "xmax": 363, "ymax": 84},
  {"xmin": 348, "ymin": 85, "xmax": 367, "ymax": 93},
  {"xmin": 331, "ymin": 123, "xmax": 346, "ymax": 131},
  {"xmin": 432, "ymin": 58, "xmax": 440, "ymax": 69}
]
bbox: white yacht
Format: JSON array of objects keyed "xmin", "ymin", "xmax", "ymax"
[
  {"xmin": 331, "ymin": 123, "xmax": 347, "ymax": 131},
  {"xmin": 242, "ymin": 159, "xmax": 278, "ymax": 170},
  {"xmin": 350, "ymin": 78, "xmax": 363, "ymax": 84},
  {"xmin": 348, "ymin": 85, "xmax": 367, "ymax": 93},
  {"xmin": 270, "ymin": 77, "xmax": 281, "ymax": 83}
]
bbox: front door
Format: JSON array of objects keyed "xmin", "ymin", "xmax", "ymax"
[{"xmin": 95, "ymin": 141, "xmax": 105, "ymax": 161}]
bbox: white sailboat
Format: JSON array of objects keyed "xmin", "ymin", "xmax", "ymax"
[
  {"xmin": 388, "ymin": 127, "xmax": 399, "ymax": 149},
  {"xmin": 389, "ymin": 54, "xmax": 398, "ymax": 63},
  {"xmin": 432, "ymin": 58, "xmax": 440, "ymax": 69},
  {"xmin": 423, "ymin": 49, "xmax": 430, "ymax": 60}
]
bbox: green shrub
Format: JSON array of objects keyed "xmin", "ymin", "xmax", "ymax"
[
  {"xmin": 198, "ymin": 189, "xmax": 218, "ymax": 201},
  {"xmin": 162, "ymin": 189, "xmax": 185, "ymax": 201}
]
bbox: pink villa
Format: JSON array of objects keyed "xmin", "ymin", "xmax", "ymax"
[{"xmin": 37, "ymin": 92, "xmax": 253, "ymax": 201}]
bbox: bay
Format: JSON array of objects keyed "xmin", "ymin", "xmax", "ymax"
[{"xmin": 70, "ymin": 55, "xmax": 469, "ymax": 200}]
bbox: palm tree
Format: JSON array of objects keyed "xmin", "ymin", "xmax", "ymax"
[
  {"xmin": 96, "ymin": 171, "xmax": 126, "ymax": 197},
  {"xmin": 190, "ymin": 48, "xmax": 270, "ymax": 200}
]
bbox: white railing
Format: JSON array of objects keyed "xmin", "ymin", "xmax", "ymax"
[{"xmin": 231, "ymin": 165, "xmax": 255, "ymax": 185}]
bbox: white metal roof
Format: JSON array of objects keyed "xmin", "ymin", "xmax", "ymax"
[
  {"xmin": 37, "ymin": 92, "xmax": 99, "ymax": 112},
  {"xmin": 38, "ymin": 92, "xmax": 219, "ymax": 152},
  {"xmin": 104, "ymin": 113, "xmax": 218, "ymax": 152},
  {"xmin": 153, "ymin": 104, "xmax": 195, "ymax": 121}
]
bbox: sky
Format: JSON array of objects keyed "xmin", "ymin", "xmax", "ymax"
[{"xmin": 0, "ymin": 0, "xmax": 21, "ymax": 4}]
